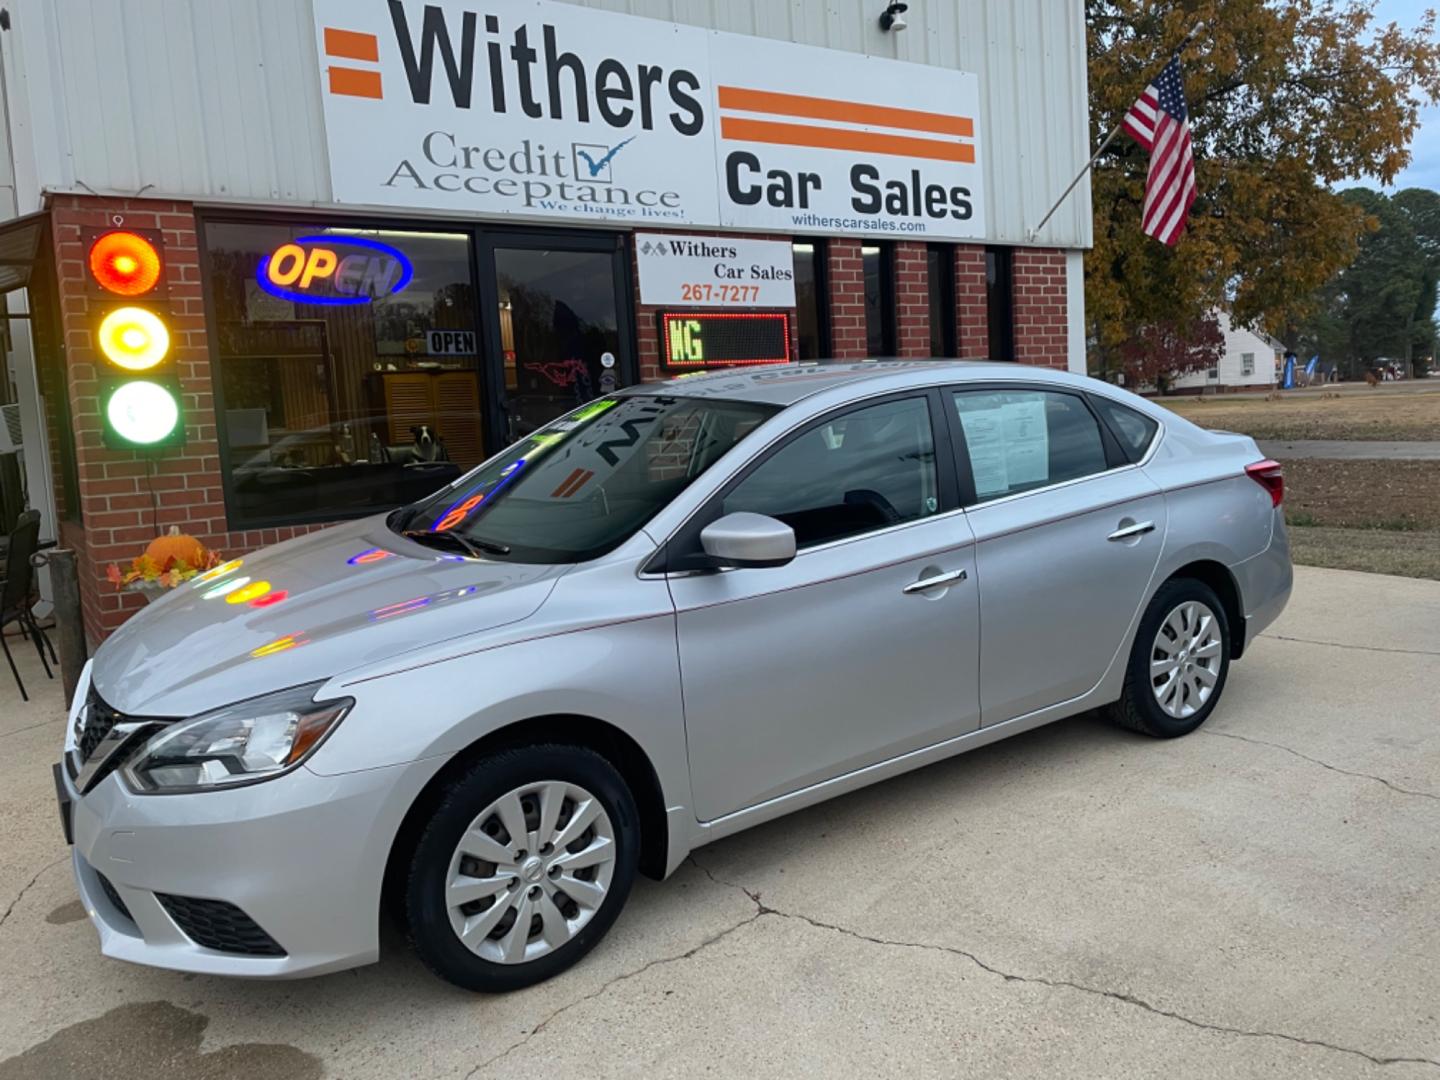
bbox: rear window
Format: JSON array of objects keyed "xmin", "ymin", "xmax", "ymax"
[{"xmin": 1090, "ymin": 397, "xmax": 1159, "ymax": 461}]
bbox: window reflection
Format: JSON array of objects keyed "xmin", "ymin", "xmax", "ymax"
[
  {"xmin": 204, "ymin": 223, "xmax": 481, "ymax": 525},
  {"xmin": 494, "ymin": 247, "xmax": 621, "ymax": 439}
]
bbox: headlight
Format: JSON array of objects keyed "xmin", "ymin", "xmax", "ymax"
[{"xmin": 123, "ymin": 683, "xmax": 352, "ymax": 794}]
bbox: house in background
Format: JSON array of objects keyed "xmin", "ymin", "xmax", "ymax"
[{"xmin": 1170, "ymin": 311, "xmax": 1283, "ymax": 393}]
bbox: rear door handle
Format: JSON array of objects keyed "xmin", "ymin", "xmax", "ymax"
[
  {"xmin": 903, "ymin": 568, "xmax": 968, "ymax": 594},
  {"xmin": 1107, "ymin": 520, "xmax": 1155, "ymax": 542}
]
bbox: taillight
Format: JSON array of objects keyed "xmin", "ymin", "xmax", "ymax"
[{"xmin": 1245, "ymin": 459, "xmax": 1284, "ymax": 507}]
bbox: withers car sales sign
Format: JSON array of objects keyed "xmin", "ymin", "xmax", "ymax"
[
  {"xmin": 636, "ymin": 234, "xmax": 795, "ymax": 308},
  {"xmin": 312, "ymin": 0, "xmax": 986, "ymax": 241}
]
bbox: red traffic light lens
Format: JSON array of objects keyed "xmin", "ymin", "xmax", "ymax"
[{"xmin": 89, "ymin": 231, "xmax": 161, "ymax": 296}]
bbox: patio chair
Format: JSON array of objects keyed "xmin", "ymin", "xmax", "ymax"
[{"xmin": 1, "ymin": 509, "xmax": 56, "ymax": 702}]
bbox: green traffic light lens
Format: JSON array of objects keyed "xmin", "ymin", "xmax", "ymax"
[{"xmin": 106, "ymin": 380, "xmax": 181, "ymax": 445}]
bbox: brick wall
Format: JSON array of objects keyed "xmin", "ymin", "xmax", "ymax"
[
  {"xmin": 826, "ymin": 239, "xmax": 866, "ymax": 359},
  {"xmin": 48, "ymin": 195, "xmax": 329, "ymax": 642},
  {"xmin": 893, "ymin": 242, "xmax": 930, "ymax": 358},
  {"xmin": 955, "ymin": 245, "xmax": 989, "ymax": 359},
  {"xmin": 1011, "ymin": 248, "xmax": 1069, "ymax": 369}
]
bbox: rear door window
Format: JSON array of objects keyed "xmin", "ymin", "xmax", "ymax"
[
  {"xmin": 951, "ymin": 389, "xmax": 1110, "ymax": 503},
  {"xmin": 1089, "ymin": 396, "xmax": 1160, "ymax": 462}
]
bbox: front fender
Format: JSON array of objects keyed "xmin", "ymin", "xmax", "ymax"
[{"xmin": 306, "ymin": 613, "xmax": 692, "ymax": 817}]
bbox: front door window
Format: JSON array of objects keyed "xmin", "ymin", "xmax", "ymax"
[{"xmin": 723, "ymin": 396, "xmax": 939, "ymax": 548}]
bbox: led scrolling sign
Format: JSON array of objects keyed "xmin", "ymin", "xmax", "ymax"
[{"xmin": 659, "ymin": 311, "xmax": 791, "ymax": 370}]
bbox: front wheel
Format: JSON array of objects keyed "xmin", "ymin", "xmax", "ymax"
[
  {"xmin": 405, "ymin": 744, "xmax": 640, "ymax": 992},
  {"xmin": 1109, "ymin": 578, "xmax": 1231, "ymax": 738}
]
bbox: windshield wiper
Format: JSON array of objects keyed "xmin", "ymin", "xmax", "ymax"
[{"xmin": 402, "ymin": 529, "xmax": 511, "ymax": 558}]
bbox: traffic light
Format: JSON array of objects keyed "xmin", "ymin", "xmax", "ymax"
[{"xmin": 85, "ymin": 229, "xmax": 184, "ymax": 449}]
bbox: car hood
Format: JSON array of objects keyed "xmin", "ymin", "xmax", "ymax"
[{"xmin": 91, "ymin": 517, "xmax": 567, "ymax": 717}]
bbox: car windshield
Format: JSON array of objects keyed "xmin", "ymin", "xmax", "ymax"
[{"xmin": 394, "ymin": 395, "xmax": 778, "ymax": 563}]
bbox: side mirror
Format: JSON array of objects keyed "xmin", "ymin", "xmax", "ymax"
[{"xmin": 699, "ymin": 512, "xmax": 796, "ymax": 569}]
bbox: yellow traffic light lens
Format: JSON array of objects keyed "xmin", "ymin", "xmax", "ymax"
[
  {"xmin": 97, "ymin": 307, "xmax": 170, "ymax": 371},
  {"xmin": 89, "ymin": 231, "xmax": 162, "ymax": 295},
  {"xmin": 106, "ymin": 381, "xmax": 181, "ymax": 445}
]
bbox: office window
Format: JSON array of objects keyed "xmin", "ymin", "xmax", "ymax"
[
  {"xmin": 985, "ymin": 247, "xmax": 1015, "ymax": 361},
  {"xmin": 792, "ymin": 241, "xmax": 829, "ymax": 361},
  {"xmin": 202, "ymin": 221, "xmax": 480, "ymax": 526},
  {"xmin": 927, "ymin": 245, "xmax": 957, "ymax": 357},
  {"xmin": 1241, "ymin": 352, "xmax": 1255, "ymax": 377},
  {"xmin": 862, "ymin": 243, "xmax": 896, "ymax": 357}
]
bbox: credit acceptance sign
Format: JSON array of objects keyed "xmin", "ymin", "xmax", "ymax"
[
  {"xmin": 636, "ymin": 234, "xmax": 795, "ymax": 307},
  {"xmin": 312, "ymin": 0, "xmax": 986, "ymax": 240}
]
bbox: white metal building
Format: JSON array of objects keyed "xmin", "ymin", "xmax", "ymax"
[{"xmin": 0, "ymin": 0, "xmax": 1095, "ymax": 637}]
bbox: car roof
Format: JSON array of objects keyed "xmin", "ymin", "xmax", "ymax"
[{"xmin": 622, "ymin": 360, "xmax": 1082, "ymax": 407}]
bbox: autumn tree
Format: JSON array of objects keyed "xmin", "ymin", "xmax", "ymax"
[
  {"xmin": 1084, "ymin": 1, "xmax": 1440, "ymax": 353},
  {"xmin": 1115, "ymin": 312, "xmax": 1225, "ymax": 394}
]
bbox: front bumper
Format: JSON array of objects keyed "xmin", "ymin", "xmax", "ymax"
[{"xmin": 62, "ymin": 748, "xmax": 439, "ymax": 979}]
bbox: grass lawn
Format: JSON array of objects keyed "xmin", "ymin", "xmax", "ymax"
[
  {"xmin": 1285, "ymin": 526, "xmax": 1440, "ymax": 581},
  {"xmin": 1279, "ymin": 459, "xmax": 1440, "ymax": 581},
  {"xmin": 1159, "ymin": 386, "xmax": 1440, "ymax": 441},
  {"xmin": 1150, "ymin": 392, "xmax": 1440, "ymax": 579}
]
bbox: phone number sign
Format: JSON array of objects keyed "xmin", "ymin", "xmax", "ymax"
[{"xmin": 637, "ymin": 233, "xmax": 796, "ymax": 308}]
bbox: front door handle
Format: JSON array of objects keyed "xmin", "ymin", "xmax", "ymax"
[
  {"xmin": 1107, "ymin": 520, "xmax": 1155, "ymax": 542},
  {"xmin": 903, "ymin": 568, "xmax": 968, "ymax": 594}
]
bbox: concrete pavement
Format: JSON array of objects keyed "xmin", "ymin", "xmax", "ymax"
[
  {"xmin": 1, "ymin": 566, "xmax": 1437, "ymax": 1079},
  {"xmin": 1260, "ymin": 439, "xmax": 1440, "ymax": 460}
]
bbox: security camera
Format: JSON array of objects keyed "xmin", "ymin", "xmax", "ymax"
[{"xmin": 880, "ymin": 2, "xmax": 909, "ymax": 32}]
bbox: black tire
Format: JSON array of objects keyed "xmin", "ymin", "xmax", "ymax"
[
  {"xmin": 1108, "ymin": 577, "xmax": 1231, "ymax": 738},
  {"xmin": 404, "ymin": 743, "xmax": 640, "ymax": 992}
]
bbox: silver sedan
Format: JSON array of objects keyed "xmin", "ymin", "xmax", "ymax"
[{"xmin": 57, "ymin": 361, "xmax": 1291, "ymax": 991}]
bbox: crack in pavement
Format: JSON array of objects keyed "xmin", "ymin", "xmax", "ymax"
[
  {"xmin": 1260, "ymin": 633, "xmax": 1440, "ymax": 658},
  {"xmin": 458, "ymin": 856, "xmax": 1440, "ymax": 1074},
  {"xmin": 461, "ymin": 903, "xmax": 766, "ymax": 1079},
  {"xmin": 687, "ymin": 857, "xmax": 1440, "ymax": 1072},
  {"xmin": 1204, "ymin": 729, "xmax": 1440, "ymax": 801},
  {"xmin": 0, "ymin": 856, "xmax": 67, "ymax": 930},
  {"xmin": 0, "ymin": 717, "xmax": 64, "ymax": 741}
]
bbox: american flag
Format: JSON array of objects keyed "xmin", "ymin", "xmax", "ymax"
[{"xmin": 1122, "ymin": 57, "xmax": 1196, "ymax": 246}]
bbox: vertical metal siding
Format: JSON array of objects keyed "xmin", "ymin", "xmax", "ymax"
[{"xmin": 6, "ymin": 0, "xmax": 1090, "ymax": 246}]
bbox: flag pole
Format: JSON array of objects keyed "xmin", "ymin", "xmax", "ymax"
[{"xmin": 1026, "ymin": 21, "xmax": 1204, "ymax": 242}]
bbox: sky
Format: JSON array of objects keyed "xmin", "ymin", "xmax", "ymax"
[{"xmin": 1369, "ymin": 0, "xmax": 1439, "ymax": 191}]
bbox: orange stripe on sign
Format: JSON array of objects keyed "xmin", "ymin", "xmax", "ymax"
[
  {"xmin": 720, "ymin": 117, "xmax": 974, "ymax": 164},
  {"xmin": 551, "ymin": 468, "xmax": 594, "ymax": 499},
  {"xmin": 328, "ymin": 67, "xmax": 383, "ymax": 100},
  {"xmin": 718, "ymin": 86, "xmax": 974, "ymax": 138},
  {"xmin": 324, "ymin": 27, "xmax": 380, "ymax": 62}
]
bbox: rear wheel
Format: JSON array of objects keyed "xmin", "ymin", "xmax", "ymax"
[
  {"xmin": 1109, "ymin": 578, "xmax": 1230, "ymax": 738},
  {"xmin": 405, "ymin": 744, "xmax": 639, "ymax": 992}
]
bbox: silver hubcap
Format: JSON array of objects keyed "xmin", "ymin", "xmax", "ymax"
[
  {"xmin": 445, "ymin": 781, "xmax": 616, "ymax": 965},
  {"xmin": 1150, "ymin": 600, "xmax": 1222, "ymax": 719}
]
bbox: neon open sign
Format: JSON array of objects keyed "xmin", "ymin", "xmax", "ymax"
[{"xmin": 257, "ymin": 235, "xmax": 413, "ymax": 306}]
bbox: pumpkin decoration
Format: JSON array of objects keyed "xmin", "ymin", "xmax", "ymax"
[
  {"xmin": 144, "ymin": 527, "xmax": 207, "ymax": 569},
  {"xmin": 108, "ymin": 527, "xmax": 224, "ymax": 593}
]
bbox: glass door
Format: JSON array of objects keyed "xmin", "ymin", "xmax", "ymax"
[{"xmin": 479, "ymin": 232, "xmax": 635, "ymax": 447}]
